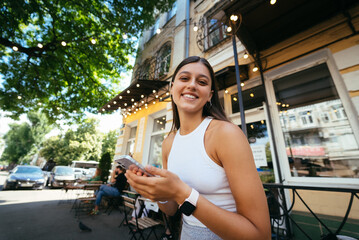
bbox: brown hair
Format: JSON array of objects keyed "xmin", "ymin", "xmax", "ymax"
[{"xmin": 170, "ymin": 56, "xmax": 229, "ymax": 132}]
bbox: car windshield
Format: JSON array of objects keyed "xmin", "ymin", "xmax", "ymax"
[
  {"xmin": 14, "ymin": 167, "xmax": 42, "ymax": 174},
  {"xmin": 55, "ymin": 167, "xmax": 74, "ymax": 175}
]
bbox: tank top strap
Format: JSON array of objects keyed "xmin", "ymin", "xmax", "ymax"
[{"xmin": 197, "ymin": 117, "xmax": 213, "ymax": 137}]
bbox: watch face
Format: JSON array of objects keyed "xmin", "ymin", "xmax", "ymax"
[{"xmin": 180, "ymin": 201, "xmax": 196, "ymax": 216}]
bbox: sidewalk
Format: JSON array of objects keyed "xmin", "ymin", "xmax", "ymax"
[{"xmin": 0, "ymin": 171, "xmax": 165, "ymax": 240}]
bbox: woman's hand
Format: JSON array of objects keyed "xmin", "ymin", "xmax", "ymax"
[{"xmin": 125, "ymin": 165, "xmax": 191, "ymax": 204}]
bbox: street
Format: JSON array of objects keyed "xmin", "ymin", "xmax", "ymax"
[{"xmin": 0, "ymin": 172, "xmax": 164, "ymax": 240}]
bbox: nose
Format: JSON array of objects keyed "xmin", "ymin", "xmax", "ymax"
[{"xmin": 186, "ymin": 77, "xmax": 197, "ymax": 89}]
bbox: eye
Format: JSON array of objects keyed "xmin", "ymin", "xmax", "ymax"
[
  {"xmin": 198, "ymin": 80, "xmax": 208, "ymax": 85},
  {"xmin": 179, "ymin": 76, "xmax": 189, "ymax": 81}
]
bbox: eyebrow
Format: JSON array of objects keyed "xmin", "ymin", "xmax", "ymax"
[{"xmin": 178, "ymin": 71, "xmax": 210, "ymax": 80}]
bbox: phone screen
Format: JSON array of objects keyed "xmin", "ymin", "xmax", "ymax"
[{"xmin": 115, "ymin": 155, "xmax": 154, "ymax": 177}]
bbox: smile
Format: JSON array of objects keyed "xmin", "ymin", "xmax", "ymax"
[{"xmin": 182, "ymin": 94, "xmax": 198, "ymax": 100}]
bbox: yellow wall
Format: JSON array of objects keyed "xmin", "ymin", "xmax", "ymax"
[{"xmin": 117, "ymin": 101, "xmax": 168, "ymax": 164}]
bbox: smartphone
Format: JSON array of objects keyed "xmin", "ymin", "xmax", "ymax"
[{"xmin": 115, "ymin": 155, "xmax": 154, "ymax": 177}]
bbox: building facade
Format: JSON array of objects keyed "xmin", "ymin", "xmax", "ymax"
[{"xmin": 101, "ymin": 0, "xmax": 359, "ymax": 238}]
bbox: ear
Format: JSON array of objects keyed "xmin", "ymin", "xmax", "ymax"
[{"xmin": 208, "ymin": 90, "xmax": 214, "ymax": 102}]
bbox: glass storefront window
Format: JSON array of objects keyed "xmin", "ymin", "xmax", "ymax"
[
  {"xmin": 126, "ymin": 126, "xmax": 137, "ymax": 156},
  {"xmin": 148, "ymin": 115, "xmax": 167, "ymax": 168},
  {"xmin": 238, "ymin": 120, "xmax": 275, "ymax": 183},
  {"xmin": 273, "ymin": 63, "xmax": 359, "ymax": 178}
]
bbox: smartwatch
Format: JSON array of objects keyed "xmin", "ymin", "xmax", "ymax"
[{"xmin": 179, "ymin": 188, "xmax": 199, "ymax": 216}]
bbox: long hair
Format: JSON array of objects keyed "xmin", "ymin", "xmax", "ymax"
[{"xmin": 170, "ymin": 56, "xmax": 229, "ymax": 132}]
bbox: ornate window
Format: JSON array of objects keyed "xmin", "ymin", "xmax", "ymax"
[
  {"xmin": 155, "ymin": 43, "xmax": 171, "ymax": 78},
  {"xmin": 197, "ymin": 10, "xmax": 230, "ymax": 51}
]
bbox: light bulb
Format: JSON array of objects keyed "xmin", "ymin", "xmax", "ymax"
[
  {"xmin": 253, "ymin": 66, "xmax": 258, "ymax": 72},
  {"xmin": 270, "ymin": 0, "xmax": 276, "ymax": 5},
  {"xmin": 230, "ymin": 15, "xmax": 238, "ymax": 22},
  {"xmin": 37, "ymin": 43, "xmax": 43, "ymax": 48},
  {"xmin": 12, "ymin": 46, "xmax": 18, "ymax": 51},
  {"xmin": 156, "ymin": 28, "xmax": 161, "ymax": 34},
  {"xmin": 243, "ymin": 52, "xmax": 248, "ymax": 59},
  {"xmin": 61, "ymin": 41, "xmax": 66, "ymax": 46},
  {"xmin": 227, "ymin": 26, "xmax": 232, "ymax": 32},
  {"xmin": 91, "ymin": 39, "xmax": 96, "ymax": 44}
]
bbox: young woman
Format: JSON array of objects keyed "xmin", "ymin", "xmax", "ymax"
[{"xmin": 125, "ymin": 56, "xmax": 271, "ymax": 239}]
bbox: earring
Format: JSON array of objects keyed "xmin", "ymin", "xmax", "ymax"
[{"xmin": 206, "ymin": 99, "xmax": 212, "ymax": 109}]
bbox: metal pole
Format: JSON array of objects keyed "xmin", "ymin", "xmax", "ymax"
[
  {"xmin": 185, "ymin": 0, "xmax": 190, "ymax": 58},
  {"xmin": 231, "ymin": 27, "xmax": 247, "ymax": 137}
]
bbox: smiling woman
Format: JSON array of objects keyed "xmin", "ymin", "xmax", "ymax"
[{"xmin": 125, "ymin": 56, "xmax": 271, "ymax": 240}]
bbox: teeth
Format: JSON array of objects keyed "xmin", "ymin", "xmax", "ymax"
[{"xmin": 183, "ymin": 94, "xmax": 196, "ymax": 99}]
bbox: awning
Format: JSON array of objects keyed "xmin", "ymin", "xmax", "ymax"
[
  {"xmin": 99, "ymin": 79, "xmax": 170, "ymax": 113},
  {"xmin": 224, "ymin": 0, "xmax": 358, "ymax": 55},
  {"xmin": 215, "ymin": 65, "xmax": 249, "ymax": 90}
]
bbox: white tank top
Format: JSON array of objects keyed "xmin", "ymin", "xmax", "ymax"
[{"xmin": 168, "ymin": 117, "xmax": 237, "ymax": 227}]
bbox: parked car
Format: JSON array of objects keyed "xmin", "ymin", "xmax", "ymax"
[
  {"xmin": 3, "ymin": 165, "xmax": 46, "ymax": 190},
  {"xmin": 73, "ymin": 168, "xmax": 87, "ymax": 180},
  {"xmin": 48, "ymin": 166, "xmax": 76, "ymax": 188}
]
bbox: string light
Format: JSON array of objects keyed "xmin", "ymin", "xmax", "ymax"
[
  {"xmin": 241, "ymin": 83, "xmax": 244, "ymax": 87},
  {"xmin": 17, "ymin": 96, "xmax": 22, "ymax": 99},
  {"xmin": 225, "ymin": 89, "xmax": 229, "ymax": 94},
  {"xmin": 227, "ymin": 26, "xmax": 232, "ymax": 32},
  {"xmin": 123, "ymin": 34, "xmax": 128, "ymax": 39},
  {"xmin": 252, "ymin": 66, "xmax": 258, "ymax": 72},
  {"xmin": 37, "ymin": 43, "xmax": 43, "ymax": 48},
  {"xmin": 156, "ymin": 28, "xmax": 161, "ymax": 34},
  {"xmin": 193, "ymin": 23, "xmax": 198, "ymax": 32},
  {"xmin": 230, "ymin": 15, "xmax": 238, "ymax": 22},
  {"xmin": 250, "ymin": 93, "xmax": 254, "ymax": 97},
  {"xmin": 243, "ymin": 52, "xmax": 248, "ymax": 59},
  {"xmin": 136, "ymin": 84, "xmax": 140, "ymax": 87},
  {"xmin": 114, "ymin": 101, "xmax": 117, "ymax": 104},
  {"xmin": 61, "ymin": 41, "xmax": 66, "ymax": 46},
  {"xmin": 107, "ymin": 104, "xmax": 111, "ymax": 108},
  {"xmin": 12, "ymin": 46, "xmax": 18, "ymax": 51},
  {"xmin": 91, "ymin": 39, "xmax": 96, "ymax": 44},
  {"xmin": 127, "ymin": 90, "xmax": 130, "ymax": 94},
  {"xmin": 270, "ymin": 0, "xmax": 277, "ymax": 5}
]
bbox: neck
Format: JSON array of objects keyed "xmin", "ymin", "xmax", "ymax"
[{"xmin": 178, "ymin": 111, "xmax": 205, "ymax": 135}]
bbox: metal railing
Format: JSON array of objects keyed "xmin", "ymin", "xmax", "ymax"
[{"xmin": 263, "ymin": 183, "xmax": 359, "ymax": 240}]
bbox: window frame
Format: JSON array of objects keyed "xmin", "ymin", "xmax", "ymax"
[{"xmin": 265, "ymin": 49, "xmax": 359, "ymax": 186}]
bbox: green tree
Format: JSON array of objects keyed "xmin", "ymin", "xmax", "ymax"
[
  {"xmin": 40, "ymin": 118, "xmax": 102, "ymax": 165},
  {"xmin": 102, "ymin": 130, "xmax": 118, "ymax": 158},
  {"xmin": 1, "ymin": 122, "xmax": 34, "ymax": 164},
  {"xmin": 99, "ymin": 152, "xmax": 112, "ymax": 182},
  {"xmin": 0, "ymin": 0, "xmax": 175, "ymax": 122},
  {"xmin": 1, "ymin": 111, "xmax": 52, "ymax": 164}
]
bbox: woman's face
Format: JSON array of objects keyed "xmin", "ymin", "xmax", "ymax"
[{"xmin": 171, "ymin": 62, "xmax": 213, "ymax": 114}]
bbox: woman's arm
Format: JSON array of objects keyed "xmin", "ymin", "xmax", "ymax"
[{"xmin": 188, "ymin": 122, "xmax": 271, "ymax": 239}]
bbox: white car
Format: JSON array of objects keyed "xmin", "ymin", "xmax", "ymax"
[{"xmin": 48, "ymin": 166, "xmax": 76, "ymax": 188}]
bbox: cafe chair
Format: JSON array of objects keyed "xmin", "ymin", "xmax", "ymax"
[{"xmin": 122, "ymin": 194, "xmax": 162, "ymax": 240}]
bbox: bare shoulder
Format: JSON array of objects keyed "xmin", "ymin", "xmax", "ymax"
[{"xmin": 209, "ymin": 119, "xmax": 246, "ymax": 140}]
